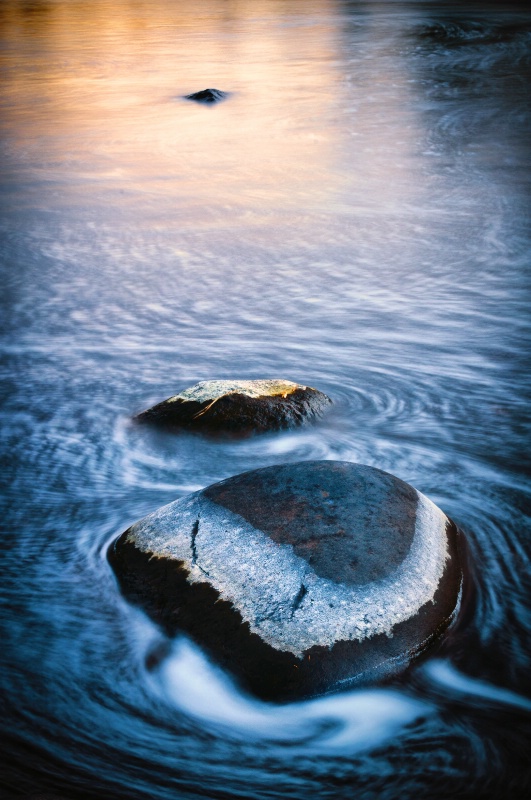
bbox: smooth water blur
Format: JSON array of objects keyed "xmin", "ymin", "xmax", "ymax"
[{"xmin": 1, "ymin": 1, "xmax": 530, "ymax": 798}]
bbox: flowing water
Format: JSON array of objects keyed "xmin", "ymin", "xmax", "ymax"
[{"xmin": 1, "ymin": 0, "xmax": 530, "ymax": 797}]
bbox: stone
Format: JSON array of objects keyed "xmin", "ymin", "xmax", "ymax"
[
  {"xmin": 134, "ymin": 379, "xmax": 332, "ymax": 435},
  {"xmin": 108, "ymin": 461, "xmax": 464, "ymax": 702},
  {"xmin": 184, "ymin": 88, "xmax": 228, "ymax": 103}
]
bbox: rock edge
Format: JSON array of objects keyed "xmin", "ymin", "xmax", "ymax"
[
  {"xmin": 135, "ymin": 379, "xmax": 332, "ymax": 434},
  {"xmin": 109, "ymin": 461, "xmax": 464, "ymax": 701}
]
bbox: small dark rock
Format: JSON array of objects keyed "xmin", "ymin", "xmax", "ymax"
[
  {"xmin": 184, "ymin": 88, "xmax": 228, "ymax": 103},
  {"xmin": 135, "ymin": 379, "xmax": 332, "ymax": 435},
  {"xmin": 108, "ymin": 461, "xmax": 464, "ymax": 702}
]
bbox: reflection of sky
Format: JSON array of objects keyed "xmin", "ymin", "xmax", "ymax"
[{"xmin": 0, "ymin": 0, "xmax": 422, "ymax": 219}]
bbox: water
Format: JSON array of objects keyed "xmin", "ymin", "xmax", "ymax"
[{"xmin": 1, "ymin": 0, "xmax": 530, "ymax": 797}]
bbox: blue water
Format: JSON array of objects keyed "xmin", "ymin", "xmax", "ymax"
[{"xmin": 1, "ymin": 1, "xmax": 530, "ymax": 798}]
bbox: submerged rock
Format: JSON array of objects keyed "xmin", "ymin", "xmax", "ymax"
[
  {"xmin": 184, "ymin": 88, "xmax": 228, "ymax": 103},
  {"xmin": 135, "ymin": 379, "xmax": 332, "ymax": 435},
  {"xmin": 109, "ymin": 461, "xmax": 464, "ymax": 702}
]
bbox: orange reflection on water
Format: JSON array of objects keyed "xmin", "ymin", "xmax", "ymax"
[{"xmin": 0, "ymin": 0, "xmax": 346, "ymax": 217}]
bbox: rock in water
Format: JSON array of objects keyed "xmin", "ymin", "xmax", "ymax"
[
  {"xmin": 109, "ymin": 461, "xmax": 464, "ymax": 701},
  {"xmin": 135, "ymin": 379, "xmax": 332, "ymax": 434},
  {"xmin": 184, "ymin": 88, "xmax": 228, "ymax": 103}
]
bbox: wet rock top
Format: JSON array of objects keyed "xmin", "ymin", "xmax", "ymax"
[
  {"xmin": 120, "ymin": 461, "xmax": 451, "ymax": 657},
  {"xmin": 166, "ymin": 379, "xmax": 304, "ymax": 404},
  {"xmin": 204, "ymin": 461, "xmax": 418, "ymax": 584}
]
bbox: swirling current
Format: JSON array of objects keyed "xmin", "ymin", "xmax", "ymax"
[{"xmin": 0, "ymin": 1, "xmax": 530, "ymax": 798}]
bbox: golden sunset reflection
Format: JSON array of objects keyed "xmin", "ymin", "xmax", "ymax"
[
  {"xmin": 1, "ymin": 0, "xmax": 356, "ymax": 217},
  {"xmin": 0, "ymin": 0, "xmax": 427, "ymax": 233}
]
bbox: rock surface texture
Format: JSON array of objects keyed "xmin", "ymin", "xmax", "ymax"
[
  {"xmin": 135, "ymin": 379, "xmax": 332, "ymax": 434},
  {"xmin": 184, "ymin": 88, "xmax": 228, "ymax": 103},
  {"xmin": 109, "ymin": 461, "xmax": 463, "ymax": 701}
]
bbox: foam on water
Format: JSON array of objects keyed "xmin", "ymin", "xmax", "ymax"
[
  {"xmin": 423, "ymin": 660, "xmax": 531, "ymax": 713},
  {"xmin": 151, "ymin": 637, "xmax": 430, "ymax": 755}
]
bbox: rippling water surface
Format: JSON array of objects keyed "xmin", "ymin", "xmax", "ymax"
[{"xmin": 1, "ymin": 1, "xmax": 530, "ymax": 798}]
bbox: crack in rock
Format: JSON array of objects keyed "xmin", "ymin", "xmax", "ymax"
[
  {"xmin": 190, "ymin": 516, "xmax": 210, "ymax": 578},
  {"xmin": 291, "ymin": 583, "xmax": 307, "ymax": 617}
]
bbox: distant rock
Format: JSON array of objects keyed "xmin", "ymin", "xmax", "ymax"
[
  {"xmin": 184, "ymin": 88, "xmax": 228, "ymax": 103},
  {"xmin": 135, "ymin": 379, "xmax": 332, "ymax": 435},
  {"xmin": 108, "ymin": 461, "xmax": 464, "ymax": 701}
]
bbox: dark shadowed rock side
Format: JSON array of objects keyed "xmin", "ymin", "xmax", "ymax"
[
  {"xmin": 184, "ymin": 88, "xmax": 228, "ymax": 103},
  {"xmin": 108, "ymin": 461, "xmax": 464, "ymax": 702},
  {"xmin": 134, "ymin": 379, "xmax": 332, "ymax": 435}
]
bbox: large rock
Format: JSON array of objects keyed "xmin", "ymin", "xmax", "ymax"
[
  {"xmin": 108, "ymin": 461, "xmax": 464, "ymax": 701},
  {"xmin": 135, "ymin": 379, "xmax": 332, "ymax": 435}
]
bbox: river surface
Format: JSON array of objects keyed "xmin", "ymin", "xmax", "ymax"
[{"xmin": 1, "ymin": 1, "xmax": 530, "ymax": 798}]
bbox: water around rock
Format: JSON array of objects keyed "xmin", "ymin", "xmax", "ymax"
[
  {"xmin": 135, "ymin": 379, "xmax": 332, "ymax": 435},
  {"xmin": 108, "ymin": 461, "xmax": 464, "ymax": 701}
]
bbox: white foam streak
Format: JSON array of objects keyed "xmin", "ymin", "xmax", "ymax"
[
  {"xmin": 424, "ymin": 660, "xmax": 531, "ymax": 712},
  {"xmin": 152, "ymin": 638, "xmax": 430, "ymax": 755}
]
